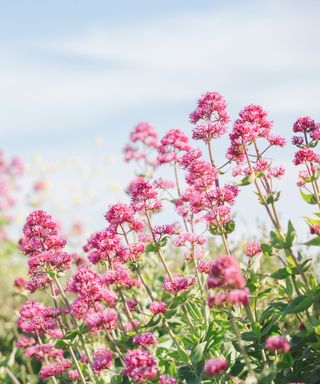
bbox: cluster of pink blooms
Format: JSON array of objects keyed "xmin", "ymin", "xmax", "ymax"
[
  {"xmin": 149, "ymin": 300, "xmax": 168, "ymax": 314},
  {"xmin": 133, "ymin": 332, "xmax": 156, "ymax": 347},
  {"xmin": 265, "ymin": 336, "xmax": 291, "ymax": 353},
  {"xmin": 189, "ymin": 91, "xmax": 230, "ymax": 143},
  {"xmin": 163, "ymin": 274, "xmax": 196, "ymax": 294},
  {"xmin": 123, "ymin": 122, "xmax": 158, "ymax": 170},
  {"xmin": 177, "ymin": 150, "xmax": 238, "ymax": 233},
  {"xmin": 227, "ymin": 105, "xmax": 286, "ymax": 183},
  {"xmin": 204, "ymin": 358, "xmax": 229, "ymax": 376},
  {"xmin": 14, "ymin": 90, "xmax": 307, "ymax": 383},
  {"xmin": 157, "ymin": 129, "xmax": 191, "ymax": 165},
  {"xmin": 124, "ymin": 349, "xmax": 158, "ymax": 382},
  {"xmin": 20, "ymin": 210, "xmax": 72, "ymax": 292},
  {"xmin": 207, "ymin": 255, "xmax": 249, "ymax": 307},
  {"xmin": 291, "ymin": 116, "xmax": 320, "ymax": 187},
  {"xmin": 128, "ymin": 177, "xmax": 162, "ymax": 214},
  {"xmin": 91, "ymin": 348, "xmax": 113, "ymax": 373},
  {"xmin": 243, "ymin": 241, "xmax": 262, "ymax": 257}
]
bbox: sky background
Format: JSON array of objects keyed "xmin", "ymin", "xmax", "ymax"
[{"xmin": 1, "ymin": 0, "xmax": 320, "ymax": 241}]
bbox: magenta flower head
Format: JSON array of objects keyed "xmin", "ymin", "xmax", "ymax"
[
  {"xmin": 265, "ymin": 336, "xmax": 290, "ymax": 353},
  {"xmin": 207, "ymin": 254, "xmax": 246, "ymax": 290},
  {"xmin": 123, "ymin": 122, "xmax": 158, "ymax": 167},
  {"xmin": 160, "ymin": 375, "xmax": 177, "ymax": 384},
  {"xmin": 91, "ymin": 348, "xmax": 113, "ymax": 373},
  {"xmin": 157, "ymin": 129, "xmax": 191, "ymax": 165},
  {"xmin": 127, "ymin": 177, "xmax": 162, "ymax": 213},
  {"xmin": 133, "ymin": 332, "xmax": 156, "ymax": 347},
  {"xmin": 20, "ymin": 210, "xmax": 71, "ymax": 292},
  {"xmin": 124, "ymin": 349, "xmax": 158, "ymax": 382},
  {"xmin": 243, "ymin": 242, "xmax": 262, "ymax": 257},
  {"xmin": 84, "ymin": 228, "xmax": 129, "ymax": 265},
  {"xmin": 190, "ymin": 91, "xmax": 229, "ymax": 143},
  {"xmin": 293, "ymin": 116, "xmax": 316, "ymax": 133},
  {"xmin": 39, "ymin": 359, "xmax": 71, "ymax": 380},
  {"xmin": 105, "ymin": 203, "xmax": 144, "ymax": 232},
  {"xmin": 150, "ymin": 301, "xmax": 167, "ymax": 314},
  {"xmin": 163, "ymin": 274, "xmax": 195, "ymax": 294},
  {"xmin": 204, "ymin": 358, "xmax": 228, "ymax": 376}
]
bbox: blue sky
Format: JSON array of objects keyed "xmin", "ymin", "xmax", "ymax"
[{"xmin": 1, "ymin": 0, "xmax": 320, "ymax": 239}]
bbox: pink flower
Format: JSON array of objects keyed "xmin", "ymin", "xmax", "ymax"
[
  {"xmin": 293, "ymin": 116, "xmax": 315, "ymax": 133},
  {"xmin": 105, "ymin": 203, "xmax": 144, "ymax": 232},
  {"xmin": 124, "ymin": 349, "xmax": 158, "ymax": 382},
  {"xmin": 204, "ymin": 206, "xmax": 232, "ymax": 227},
  {"xmin": 204, "ymin": 358, "xmax": 228, "ymax": 376},
  {"xmin": 185, "ymin": 160, "xmax": 218, "ymax": 193},
  {"xmin": 228, "ymin": 288, "xmax": 250, "ymax": 306},
  {"xmin": 310, "ymin": 225, "xmax": 320, "ymax": 235},
  {"xmin": 207, "ymin": 255, "xmax": 246, "ymax": 289},
  {"xmin": 17, "ymin": 301, "xmax": 58, "ymax": 335},
  {"xmin": 91, "ymin": 348, "xmax": 113, "ymax": 373},
  {"xmin": 180, "ymin": 148, "xmax": 203, "ymax": 169},
  {"xmin": 150, "ymin": 301, "xmax": 167, "ymax": 314},
  {"xmin": 163, "ymin": 274, "xmax": 195, "ymax": 294},
  {"xmin": 124, "ymin": 122, "xmax": 158, "ymax": 166},
  {"xmin": 85, "ymin": 308, "xmax": 118, "ymax": 333},
  {"xmin": 190, "ymin": 92, "xmax": 229, "ymax": 143},
  {"xmin": 20, "ymin": 210, "xmax": 71, "ymax": 292},
  {"xmin": 128, "ymin": 178, "xmax": 162, "ymax": 213},
  {"xmin": 293, "ymin": 147, "xmax": 320, "ymax": 165},
  {"xmin": 160, "ymin": 375, "xmax": 177, "ymax": 384},
  {"xmin": 16, "ymin": 336, "xmax": 36, "ymax": 349},
  {"xmin": 133, "ymin": 332, "xmax": 156, "ymax": 347},
  {"xmin": 102, "ymin": 264, "xmax": 140, "ymax": 289},
  {"xmin": 267, "ymin": 134, "xmax": 286, "ymax": 147},
  {"xmin": 153, "ymin": 178, "xmax": 175, "ymax": 190},
  {"xmin": 157, "ymin": 129, "xmax": 191, "ymax": 165},
  {"xmin": 268, "ymin": 166, "xmax": 285, "ymax": 179},
  {"xmin": 69, "ymin": 267, "xmax": 102, "ymax": 297},
  {"xmin": 130, "ymin": 122, "xmax": 158, "ymax": 146},
  {"xmin": 39, "ymin": 359, "xmax": 71, "ymax": 380},
  {"xmin": 84, "ymin": 228, "xmax": 129, "ymax": 265},
  {"xmin": 68, "ymin": 370, "xmax": 80, "ymax": 381},
  {"xmin": 208, "ymin": 292, "xmax": 228, "ymax": 307},
  {"xmin": 243, "ymin": 242, "xmax": 262, "ymax": 257},
  {"xmin": 198, "ymin": 260, "xmax": 214, "ymax": 274},
  {"xmin": 265, "ymin": 336, "xmax": 290, "ymax": 353},
  {"xmin": 26, "ymin": 344, "xmax": 64, "ymax": 361}
]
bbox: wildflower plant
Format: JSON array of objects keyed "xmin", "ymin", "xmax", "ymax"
[{"xmin": 11, "ymin": 92, "xmax": 320, "ymax": 384}]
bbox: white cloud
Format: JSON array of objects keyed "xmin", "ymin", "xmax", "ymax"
[{"xmin": 1, "ymin": 0, "xmax": 320, "ymax": 136}]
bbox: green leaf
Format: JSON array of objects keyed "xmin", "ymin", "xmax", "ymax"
[
  {"xmin": 285, "ymin": 220, "xmax": 296, "ymax": 248},
  {"xmin": 304, "ymin": 216, "xmax": 320, "ymax": 226},
  {"xmin": 271, "ymin": 268, "xmax": 291, "ymax": 279},
  {"xmin": 282, "ymin": 295, "xmax": 313, "ymax": 315},
  {"xmin": 270, "ymin": 230, "xmax": 284, "ymax": 249},
  {"xmin": 190, "ymin": 342, "xmax": 207, "ymax": 363},
  {"xmin": 159, "ymin": 236, "xmax": 170, "ymax": 248},
  {"xmin": 236, "ymin": 173, "xmax": 256, "ymax": 186},
  {"xmin": 266, "ymin": 191, "xmax": 281, "ymax": 205},
  {"xmin": 305, "ymin": 237, "xmax": 320, "ymax": 246},
  {"xmin": 261, "ymin": 243, "xmax": 273, "ymax": 256},
  {"xmin": 300, "ymin": 189, "xmax": 317, "ymax": 205},
  {"xmin": 145, "ymin": 242, "xmax": 160, "ymax": 253}
]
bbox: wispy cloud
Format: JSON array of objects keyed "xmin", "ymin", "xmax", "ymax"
[{"xmin": 1, "ymin": 0, "xmax": 319, "ymax": 138}]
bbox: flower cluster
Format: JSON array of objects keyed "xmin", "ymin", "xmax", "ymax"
[
  {"xmin": 20, "ymin": 210, "xmax": 72, "ymax": 292},
  {"xmin": 207, "ymin": 255, "xmax": 249, "ymax": 307},
  {"xmin": 123, "ymin": 122, "xmax": 158, "ymax": 172},
  {"xmin": 190, "ymin": 91, "xmax": 230, "ymax": 143},
  {"xmin": 13, "ymin": 90, "xmax": 317, "ymax": 384}
]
